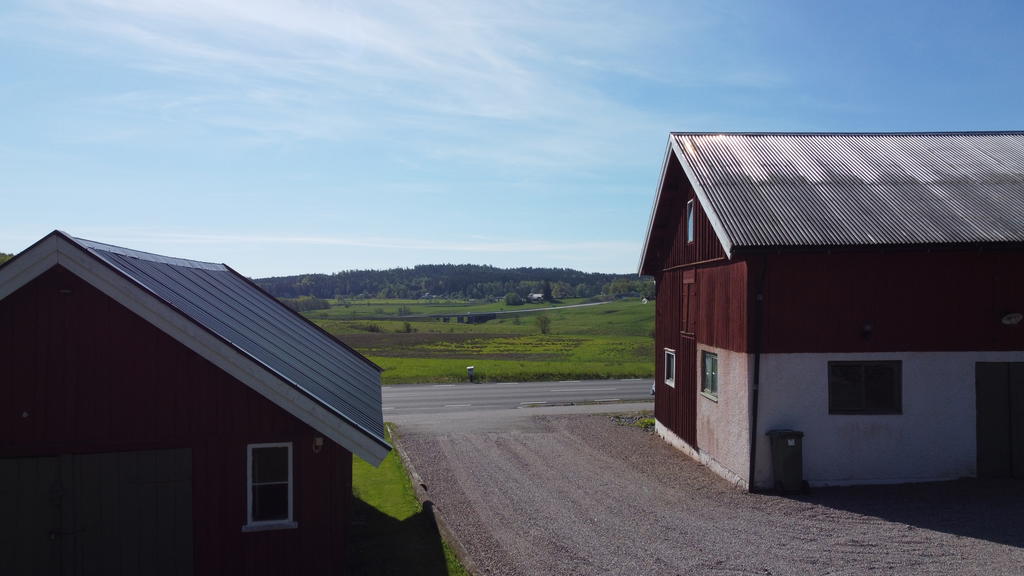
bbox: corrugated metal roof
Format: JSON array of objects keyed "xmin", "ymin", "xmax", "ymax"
[
  {"xmin": 671, "ymin": 131, "xmax": 1024, "ymax": 250},
  {"xmin": 72, "ymin": 237, "xmax": 388, "ymax": 450}
]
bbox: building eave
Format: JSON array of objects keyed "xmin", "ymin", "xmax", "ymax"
[
  {"xmin": 638, "ymin": 136, "xmax": 737, "ymax": 276},
  {"xmin": 669, "ymin": 135, "xmax": 735, "ymax": 259}
]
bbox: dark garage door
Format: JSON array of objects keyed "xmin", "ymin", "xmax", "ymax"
[
  {"xmin": 976, "ymin": 363, "xmax": 1024, "ymax": 479},
  {"xmin": 0, "ymin": 449, "xmax": 193, "ymax": 576}
]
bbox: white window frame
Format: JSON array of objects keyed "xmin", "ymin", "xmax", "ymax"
[
  {"xmin": 243, "ymin": 442, "xmax": 298, "ymax": 532},
  {"xmin": 664, "ymin": 349, "xmax": 676, "ymax": 388}
]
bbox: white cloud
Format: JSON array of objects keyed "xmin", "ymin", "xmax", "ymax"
[{"xmin": 11, "ymin": 1, "xmax": 794, "ymax": 132}]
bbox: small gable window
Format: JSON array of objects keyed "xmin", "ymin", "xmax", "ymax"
[
  {"xmin": 686, "ymin": 199, "xmax": 695, "ymax": 243},
  {"xmin": 244, "ymin": 442, "xmax": 297, "ymax": 531}
]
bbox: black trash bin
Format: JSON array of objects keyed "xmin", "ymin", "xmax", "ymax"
[{"xmin": 766, "ymin": 429, "xmax": 804, "ymax": 494}]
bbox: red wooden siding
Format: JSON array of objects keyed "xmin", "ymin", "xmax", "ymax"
[
  {"xmin": 758, "ymin": 249, "xmax": 1024, "ymax": 353},
  {"xmin": 655, "ymin": 260, "xmax": 748, "ymax": 446},
  {"xmin": 681, "ymin": 270, "xmax": 696, "ymax": 335},
  {"xmin": 650, "ymin": 159, "xmax": 746, "ymax": 446},
  {"xmin": 654, "ymin": 269, "xmax": 696, "ymax": 446},
  {"xmin": 0, "ymin": 266, "xmax": 352, "ymax": 576},
  {"xmin": 642, "ymin": 156, "xmax": 726, "ymax": 275},
  {"xmin": 695, "ymin": 261, "xmax": 749, "ymax": 352},
  {"xmin": 664, "ymin": 178, "xmax": 726, "ymax": 268}
]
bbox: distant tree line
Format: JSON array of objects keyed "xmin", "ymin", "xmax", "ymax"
[
  {"xmin": 0, "ymin": 253, "xmax": 12, "ymax": 265},
  {"xmin": 256, "ymin": 264, "xmax": 654, "ymax": 301}
]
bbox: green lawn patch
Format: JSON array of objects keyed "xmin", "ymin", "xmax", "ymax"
[{"xmin": 349, "ymin": 426, "xmax": 468, "ymax": 576}]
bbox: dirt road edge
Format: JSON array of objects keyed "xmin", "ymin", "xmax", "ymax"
[{"xmin": 387, "ymin": 422, "xmax": 478, "ymax": 576}]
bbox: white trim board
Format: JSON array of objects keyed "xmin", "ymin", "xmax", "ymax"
[
  {"xmin": 637, "ymin": 135, "xmax": 737, "ymax": 275},
  {"xmin": 669, "ymin": 136, "xmax": 734, "ymax": 258}
]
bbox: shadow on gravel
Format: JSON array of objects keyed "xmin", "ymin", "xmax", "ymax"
[
  {"xmin": 347, "ymin": 497, "xmax": 450, "ymax": 575},
  {"xmin": 793, "ymin": 478, "xmax": 1024, "ymax": 548}
]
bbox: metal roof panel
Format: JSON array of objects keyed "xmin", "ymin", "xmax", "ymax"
[
  {"xmin": 72, "ymin": 237, "xmax": 387, "ymax": 447},
  {"xmin": 670, "ymin": 131, "xmax": 1024, "ymax": 249}
]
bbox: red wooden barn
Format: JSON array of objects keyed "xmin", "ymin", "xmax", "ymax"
[
  {"xmin": 0, "ymin": 231, "xmax": 390, "ymax": 574},
  {"xmin": 639, "ymin": 131, "xmax": 1024, "ymax": 490}
]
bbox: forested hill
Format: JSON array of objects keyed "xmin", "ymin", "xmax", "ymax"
[{"xmin": 256, "ymin": 264, "xmax": 652, "ymax": 300}]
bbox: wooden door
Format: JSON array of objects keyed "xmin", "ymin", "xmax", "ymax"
[
  {"xmin": 0, "ymin": 456, "xmax": 62, "ymax": 574},
  {"xmin": 976, "ymin": 363, "xmax": 1024, "ymax": 478},
  {"xmin": 0, "ymin": 449, "xmax": 193, "ymax": 576}
]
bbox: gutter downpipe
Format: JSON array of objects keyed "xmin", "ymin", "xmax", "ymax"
[{"xmin": 748, "ymin": 256, "xmax": 766, "ymax": 492}]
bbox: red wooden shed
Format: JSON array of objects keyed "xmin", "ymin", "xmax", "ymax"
[
  {"xmin": 0, "ymin": 231, "xmax": 390, "ymax": 574},
  {"xmin": 640, "ymin": 132, "xmax": 1024, "ymax": 490}
]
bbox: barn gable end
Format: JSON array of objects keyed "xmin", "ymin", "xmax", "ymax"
[
  {"xmin": 640, "ymin": 131, "xmax": 1024, "ymax": 491},
  {"xmin": 0, "ymin": 231, "xmax": 389, "ymax": 574},
  {"xmin": 0, "ymin": 231, "xmax": 389, "ymax": 465}
]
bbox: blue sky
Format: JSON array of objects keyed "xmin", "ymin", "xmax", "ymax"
[{"xmin": 2, "ymin": 1, "xmax": 1023, "ymax": 277}]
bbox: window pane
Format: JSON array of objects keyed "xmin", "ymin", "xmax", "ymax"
[
  {"xmin": 829, "ymin": 364, "xmax": 861, "ymax": 388},
  {"xmin": 686, "ymin": 200, "xmax": 695, "ymax": 242},
  {"xmin": 253, "ymin": 447, "xmax": 289, "ymax": 483},
  {"xmin": 829, "ymin": 380, "xmax": 863, "ymax": 412},
  {"xmin": 864, "ymin": 364, "xmax": 896, "ymax": 387},
  {"xmin": 703, "ymin": 352, "xmax": 718, "ymax": 396},
  {"xmin": 252, "ymin": 484, "xmax": 289, "ymax": 521},
  {"xmin": 864, "ymin": 380, "xmax": 900, "ymax": 412},
  {"xmin": 665, "ymin": 351, "xmax": 675, "ymax": 382}
]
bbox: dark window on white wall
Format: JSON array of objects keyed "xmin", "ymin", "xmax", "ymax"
[
  {"xmin": 828, "ymin": 361, "xmax": 902, "ymax": 414},
  {"xmin": 244, "ymin": 442, "xmax": 296, "ymax": 531},
  {"xmin": 702, "ymin": 352, "xmax": 718, "ymax": 398},
  {"xmin": 664, "ymin": 349, "xmax": 676, "ymax": 388},
  {"xmin": 686, "ymin": 199, "xmax": 695, "ymax": 243}
]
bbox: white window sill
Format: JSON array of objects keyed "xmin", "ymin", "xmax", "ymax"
[
  {"xmin": 242, "ymin": 520, "xmax": 298, "ymax": 533},
  {"xmin": 700, "ymin": 390, "xmax": 718, "ymax": 403}
]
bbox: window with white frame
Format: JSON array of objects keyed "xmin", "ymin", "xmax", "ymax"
[
  {"xmin": 664, "ymin": 349, "xmax": 676, "ymax": 388},
  {"xmin": 244, "ymin": 442, "xmax": 296, "ymax": 530},
  {"xmin": 686, "ymin": 199, "xmax": 695, "ymax": 243},
  {"xmin": 702, "ymin": 351, "xmax": 718, "ymax": 399}
]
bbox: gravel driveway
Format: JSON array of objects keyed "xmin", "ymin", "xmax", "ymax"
[{"xmin": 395, "ymin": 412, "xmax": 1024, "ymax": 575}]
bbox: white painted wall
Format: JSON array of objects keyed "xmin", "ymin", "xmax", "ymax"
[
  {"xmin": 754, "ymin": 351, "xmax": 1024, "ymax": 488},
  {"xmin": 695, "ymin": 344, "xmax": 751, "ymax": 488}
]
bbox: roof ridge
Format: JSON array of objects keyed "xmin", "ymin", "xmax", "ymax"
[{"xmin": 73, "ymin": 237, "xmax": 227, "ymax": 271}]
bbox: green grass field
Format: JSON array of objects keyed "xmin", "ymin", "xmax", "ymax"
[
  {"xmin": 307, "ymin": 297, "xmax": 654, "ymax": 384},
  {"xmin": 349, "ymin": 426, "xmax": 467, "ymax": 575},
  {"xmin": 308, "ymin": 297, "xmax": 597, "ymax": 319}
]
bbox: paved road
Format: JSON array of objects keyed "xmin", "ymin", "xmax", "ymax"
[{"xmin": 382, "ymin": 378, "xmax": 653, "ymax": 415}]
